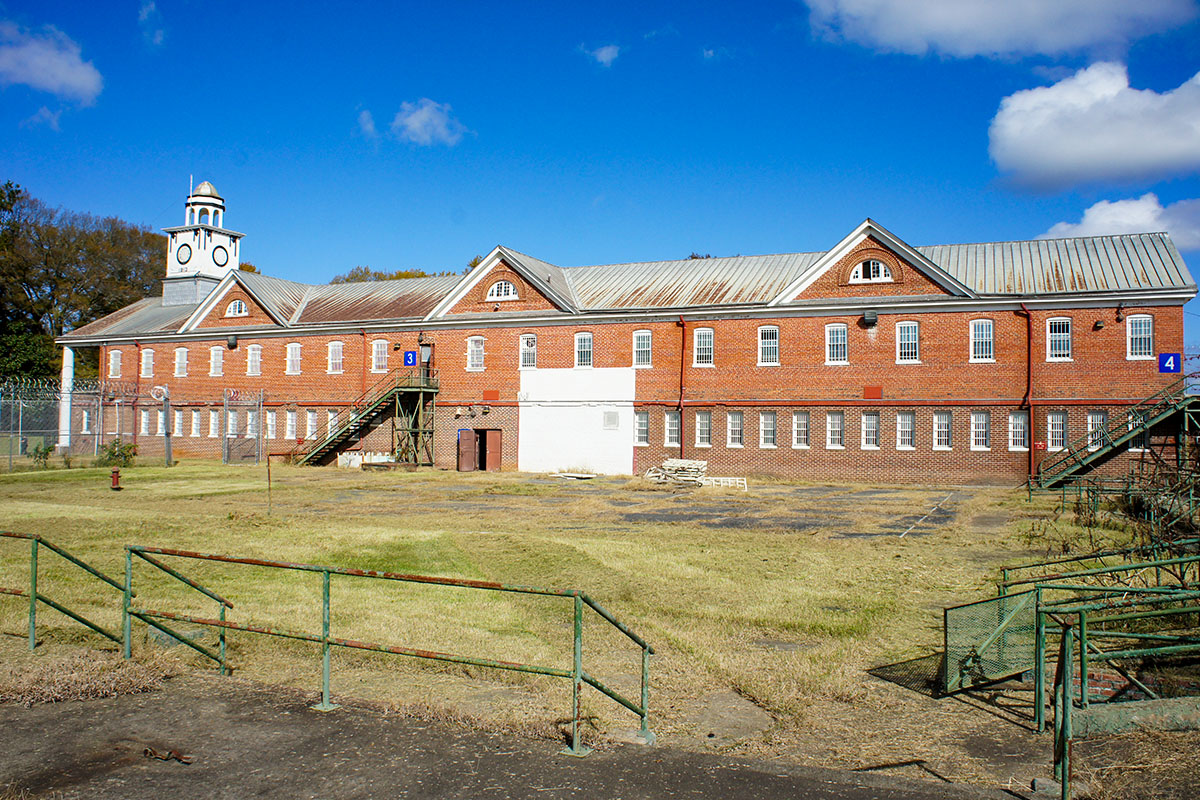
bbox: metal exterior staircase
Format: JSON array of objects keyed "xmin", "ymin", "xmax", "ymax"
[
  {"xmin": 294, "ymin": 368, "xmax": 437, "ymax": 466},
  {"xmin": 1035, "ymin": 373, "xmax": 1198, "ymax": 488}
]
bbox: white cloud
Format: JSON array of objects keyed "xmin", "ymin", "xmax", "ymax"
[
  {"xmin": 138, "ymin": 2, "xmax": 166, "ymax": 47},
  {"xmin": 1043, "ymin": 194, "xmax": 1200, "ymax": 250},
  {"xmin": 358, "ymin": 109, "xmax": 377, "ymax": 139},
  {"xmin": 0, "ymin": 21, "xmax": 102, "ymax": 105},
  {"xmin": 989, "ymin": 63, "xmax": 1200, "ymax": 189},
  {"xmin": 803, "ymin": 0, "xmax": 1197, "ymax": 57},
  {"xmin": 585, "ymin": 44, "xmax": 620, "ymax": 67},
  {"xmin": 20, "ymin": 105, "xmax": 61, "ymax": 131},
  {"xmin": 390, "ymin": 99, "xmax": 466, "ymax": 146}
]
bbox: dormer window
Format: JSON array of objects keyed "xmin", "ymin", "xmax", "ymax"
[
  {"xmin": 486, "ymin": 280, "xmax": 518, "ymax": 301},
  {"xmin": 225, "ymin": 299, "xmax": 247, "ymax": 317},
  {"xmin": 849, "ymin": 259, "xmax": 893, "ymax": 283}
]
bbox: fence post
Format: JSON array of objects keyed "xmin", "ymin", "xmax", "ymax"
[
  {"xmin": 1035, "ymin": 587, "xmax": 1045, "ymax": 732},
  {"xmin": 1078, "ymin": 611, "xmax": 1088, "ymax": 709},
  {"xmin": 639, "ymin": 644, "xmax": 655, "ymax": 744},
  {"xmin": 562, "ymin": 592, "xmax": 591, "ymax": 756},
  {"xmin": 219, "ymin": 603, "xmax": 228, "ymax": 676},
  {"xmin": 312, "ymin": 569, "xmax": 338, "ymax": 711},
  {"xmin": 123, "ymin": 548, "xmax": 132, "ymax": 660},
  {"xmin": 28, "ymin": 537, "xmax": 38, "ymax": 650}
]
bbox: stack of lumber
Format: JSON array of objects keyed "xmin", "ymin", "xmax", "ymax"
[{"xmin": 644, "ymin": 459, "xmax": 708, "ymax": 486}]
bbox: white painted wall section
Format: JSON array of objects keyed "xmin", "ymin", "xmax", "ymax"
[{"xmin": 518, "ymin": 367, "xmax": 635, "ymax": 475}]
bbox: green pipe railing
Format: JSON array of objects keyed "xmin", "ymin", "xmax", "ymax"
[
  {"xmin": 0, "ymin": 530, "xmax": 127, "ymax": 650},
  {"xmin": 123, "ymin": 544, "xmax": 655, "ymax": 756}
]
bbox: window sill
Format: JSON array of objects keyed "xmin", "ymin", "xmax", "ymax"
[
  {"xmin": 760, "ymin": 444, "xmax": 777, "ymax": 449},
  {"xmin": 895, "ymin": 360, "xmax": 921, "ymax": 366},
  {"xmin": 247, "ymin": 371, "xmax": 261, "ymax": 377},
  {"xmin": 574, "ymin": 365, "xmax": 594, "ymax": 370},
  {"xmin": 826, "ymin": 445, "xmax": 845, "ymax": 450},
  {"xmin": 792, "ymin": 444, "xmax": 810, "ymax": 450},
  {"xmin": 692, "ymin": 363, "xmax": 715, "ymax": 368},
  {"xmin": 1126, "ymin": 356, "xmax": 1154, "ymax": 361},
  {"xmin": 757, "ymin": 362, "xmax": 780, "ymax": 368},
  {"xmin": 825, "ymin": 361, "xmax": 848, "ymax": 367},
  {"xmin": 897, "ymin": 445, "xmax": 915, "ymax": 451},
  {"xmin": 370, "ymin": 368, "xmax": 388, "ymax": 374},
  {"xmin": 695, "ymin": 443, "xmax": 712, "ymax": 449},
  {"xmin": 727, "ymin": 443, "xmax": 744, "ymax": 449},
  {"xmin": 465, "ymin": 368, "xmax": 485, "ymax": 373},
  {"xmin": 518, "ymin": 366, "xmax": 536, "ymax": 371},
  {"xmin": 969, "ymin": 358, "xmax": 996, "ymax": 364},
  {"xmin": 1046, "ymin": 357, "xmax": 1073, "ymax": 363},
  {"xmin": 175, "ymin": 372, "xmax": 187, "ymax": 378},
  {"xmin": 1009, "ymin": 447, "xmax": 1029, "ymax": 452},
  {"xmin": 861, "ymin": 445, "xmax": 880, "ymax": 450},
  {"xmin": 933, "ymin": 445, "xmax": 952, "ymax": 451},
  {"xmin": 665, "ymin": 443, "xmax": 681, "ymax": 448},
  {"xmin": 634, "ymin": 442, "xmax": 649, "ymax": 447},
  {"xmin": 327, "ymin": 370, "xmax": 343, "ymax": 375},
  {"xmin": 209, "ymin": 373, "xmax": 224, "ymax": 378},
  {"xmin": 285, "ymin": 371, "xmax": 301, "ymax": 376},
  {"xmin": 971, "ymin": 446, "xmax": 991, "ymax": 452},
  {"xmin": 633, "ymin": 364, "xmax": 652, "ymax": 369}
]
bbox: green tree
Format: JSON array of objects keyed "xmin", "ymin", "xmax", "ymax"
[
  {"xmin": 238, "ymin": 262, "xmax": 260, "ymax": 273},
  {"xmin": 329, "ymin": 265, "xmax": 444, "ymax": 283}
]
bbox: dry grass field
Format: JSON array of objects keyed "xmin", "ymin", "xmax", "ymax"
[{"xmin": 0, "ymin": 462, "xmax": 1188, "ymax": 796}]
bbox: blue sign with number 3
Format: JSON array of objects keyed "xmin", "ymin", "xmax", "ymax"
[
  {"xmin": 404, "ymin": 350, "xmax": 418, "ymax": 367},
  {"xmin": 1159, "ymin": 353, "xmax": 1181, "ymax": 373}
]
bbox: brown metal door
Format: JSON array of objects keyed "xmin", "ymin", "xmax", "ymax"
[
  {"xmin": 457, "ymin": 429, "xmax": 477, "ymax": 471},
  {"xmin": 484, "ymin": 429, "xmax": 502, "ymax": 471}
]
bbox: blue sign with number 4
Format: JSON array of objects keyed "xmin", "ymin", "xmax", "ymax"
[
  {"xmin": 1160, "ymin": 353, "xmax": 1181, "ymax": 373},
  {"xmin": 404, "ymin": 350, "xmax": 418, "ymax": 367}
]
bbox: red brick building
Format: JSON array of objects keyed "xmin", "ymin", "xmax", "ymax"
[{"xmin": 57, "ymin": 184, "xmax": 1195, "ymax": 484}]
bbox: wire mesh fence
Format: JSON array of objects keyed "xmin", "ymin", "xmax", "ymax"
[{"xmin": 942, "ymin": 589, "xmax": 1037, "ymax": 693}]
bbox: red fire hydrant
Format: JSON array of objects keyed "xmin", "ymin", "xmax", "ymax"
[{"xmin": 111, "ymin": 468, "xmax": 122, "ymax": 491}]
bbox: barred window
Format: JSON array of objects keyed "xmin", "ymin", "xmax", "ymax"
[
  {"xmin": 971, "ymin": 412, "xmax": 990, "ymax": 450},
  {"xmin": 1047, "ymin": 318, "xmax": 1072, "ymax": 360},
  {"xmin": 896, "ymin": 322, "xmax": 919, "ymax": 363},
  {"xmin": 285, "ymin": 410, "xmax": 297, "ymax": 440},
  {"xmin": 727, "ymin": 411, "xmax": 744, "ymax": 447},
  {"xmin": 108, "ymin": 350, "xmax": 122, "ymax": 378},
  {"xmin": 634, "ymin": 411, "xmax": 649, "ymax": 445},
  {"xmin": 758, "ymin": 326, "xmax": 780, "ymax": 366},
  {"xmin": 174, "ymin": 347, "xmax": 188, "ymax": 377},
  {"xmin": 467, "ymin": 337, "xmax": 485, "ymax": 371},
  {"xmin": 1008, "ymin": 411, "xmax": 1029, "ymax": 451},
  {"xmin": 285, "ymin": 343, "xmax": 302, "ymax": 374},
  {"xmin": 861, "ymin": 411, "xmax": 879, "ymax": 449},
  {"xmin": 665, "ymin": 410, "xmax": 680, "ymax": 446},
  {"xmin": 897, "ymin": 411, "xmax": 915, "ymax": 449},
  {"xmin": 825, "ymin": 324, "xmax": 848, "ymax": 364},
  {"xmin": 1127, "ymin": 315, "xmax": 1153, "ymax": 360},
  {"xmin": 934, "ymin": 411, "xmax": 952, "ymax": 449},
  {"xmin": 486, "ymin": 280, "xmax": 518, "ymax": 300},
  {"xmin": 140, "ymin": 349, "xmax": 154, "ymax": 378},
  {"xmin": 209, "ymin": 409, "xmax": 220, "ymax": 438},
  {"xmin": 792, "ymin": 411, "xmax": 810, "ymax": 448},
  {"xmin": 575, "ymin": 332, "xmax": 593, "ymax": 368},
  {"xmin": 1087, "ymin": 411, "xmax": 1108, "ymax": 450},
  {"xmin": 633, "ymin": 331, "xmax": 652, "ymax": 367},
  {"xmin": 760, "ymin": 411, "xmax": 777, "ymax": 447},
  {"xmin": 327, "ymin": 341, "xmax": 344, "ymax": 374},
  {"xmin": 191, "ymin": 410, "xmax": 201, "ymax": 437},
  {"xmin": 306, "ymin": 409, "xmax": 318, "ymax": 438},
  {"xmin": 372, "ymin": 339, "xmax": 388, "ymax": 372},
  {"xmin": 694, "ymin": 328, "xmax": 714, "ymax": 366},
  {"xmin": 520, "ymin": 334, "xmax": 537, "ymax": 369},
  {"xmin": 246, "ymin": 345, "xmax": 262, "ymax": 376},
  {"xmin": 971, "ymin": 319, "xmax": 994, "ymax": 362},
  {"xmin": 209, "ymin": 346, "xmax": 224, "ymax": 377},
  {"xmin": 1047, "ymin": 411, "xmax": 1066, "ymax": 451},
  {"xmin": 826, "ymin": 411, "xmax": 844, "ymax": 448},
  {"xmin": 695, "ymin": 411, "xmax": 712, "ymax": 447}
]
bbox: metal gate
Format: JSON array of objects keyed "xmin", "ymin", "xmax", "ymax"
[
  {"xmin": 942, "ymin": 589, "xmax": 1036, "ymax": 693},
  {"xmin": 222, "ymin": 389, "xmax": 264, "ymax": 465}
]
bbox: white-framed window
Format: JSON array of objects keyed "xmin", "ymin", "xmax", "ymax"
[
  {"xmin": 306, "ymin": 409, "xmax": 318, "ymax": 439},
  {"xmin": 80, "ymin": 409, "xmax": 92, "ymax": 434},
  {"xmin": 934, "ymin": 411, "xmax": 952, "ymax": 450},
  {"xmin": 758, "ymin": 326, "xmax": 780, "ymax": 366},
  {"xmin": 327, "ymin": 409, "xmax": 339, "ymax": 431},
  {"xmin": 174, "ymin": 347, "xmax": 188, "ymax": 377},
  {"xmin": 227, "ymin": 410, "xmax": 238, "ymax": 437},
  {"xmin": 225, "ymin": 299, "xmax": 247, "ymax": 317},
  {"xmin": 861, "ymin": 411, "xmax": 879, "ymax": 449},
  {"xmin": 1087, "ymin": 411, "xmax": 1108, "ymax": 451},
  {"xmin": 1047, "ymin": 411, "xmax": 1066, "ymax": 451},
  {"xmin": 825, "ymin": 324, "xmax": 848, "ymax": 365},
  {"xmin": 285, "ymin": 410, "xmax": 297, "ymax": 440},
  {"xmin": 695, "ymin": 411, "xmax": 712, "ymax": 447},
  {"xmin": 849, "ymin": 259, "xmax": 893, "ymax": 283},
  {"xmin": 209, "ymin": 409, "xmax": 220, "ymax": 438},
  {"xmin": 139, "ymin": 409, "xmax": 150, "ymax": 435},
  {"xmin": 466, "ymin": 337, "xmax": 485, "ymax": 371},
  {"xmin": 970, "ymin": 319, "xmax": 994, "ymax": 362},
  {"xmin": 156, "ymin": 409, "xmax": 165, "ymax": 436},
  {"xmin": 1047, "ymin": 318, "xmax": 1072, "ymax": 361},
  {"xmin": 634, "ymin": 411, "xmax": 649, "ymax": 446},
  {"xmin": 266, "ymin": 410, "xmax": 276, "ymax": 440},
  {"xmin": 286, "ymin": 343, "xmax": 302, "ymax": 375},
  {"xmin": 189, "ymin": 410, "xmax": 201, "ymax": 437},
  {"xmin": 792, "ymin": 411, "xmax": 810, "ymax": 449},
  {"xmin": 575, "ymin": 332, "xmax": 593, "ymax": 368},
  {"xmin": 727, "ymin": 411, "xmax": 744, "ymax": 447},
  {"xmin": 896, "ymin": 321, "xmax": 919, "ymax": 364},
  {"xmin": 246, "ymin": 345, "xmax": 262, "ymax": 376},
  {"xmin": 971, "ymin": 411, "xmax": 990, "ymax": 451},
  {"xmin": 1008, "ymin": 411, "xmax": 1029, "ymax": 451},
  {"xmin": 1126, "ymin": 315, "xmax": 1153, "ymax": 360},
  {"xmin": 520, "ymin": 334, "xmax": 537, "ymax": 369},
  {"xmin": 140, "ymin": 348, "xmax": 154, "ymax": 378},
  {"xmin": 173, "ymin": 409, "xmax": 183, "ymax": 437},
  {"xmin": 693, "ymin": 327, "xmax": 714, "ymax": 367},
  {"xmin": 897, "ymin": 411, "xmax": 915, "ymax": 450},
  {"xmin": 633, "ymin": 330, "xmax": 652, "ymax": 368},
  {"xmin": 760, "ymin": 411, "xmax": 777, "ymax": 448},
  {"xmin": 108, "ymin": 350, "xmax": 121, "ymax": 378},
  {"xmin": 1129, "ymin": 410, "xmax": 1149, "ymax": 451},
  {"xmin": 826, "ymin": 411, "xmax": 844, "ymax": 449},
  {"xmin": 664, "ymin": 410, "xmax": 680, "ymax": 447},
  {"xmin": 209, "ymin": 346, "xmax": 224, "ymax": 377},
  {"xmin": 327, "ymin": 341, "xmax": 344, "ymax": 374},
  {"xmin": 486, "ymin": 280, "xmax": 518, "ymax": 301},
  {"xmin": 372, "ymin": 339, "xmax": 388, "ymax": 372},
  {"xmin": 246, "ymin": 410, "xmax": 258, "ymax": 438}
]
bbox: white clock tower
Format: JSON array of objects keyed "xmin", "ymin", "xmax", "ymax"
[{"xmin": 161, "ymin": 181, "xmax": 246, "ymax": 305}]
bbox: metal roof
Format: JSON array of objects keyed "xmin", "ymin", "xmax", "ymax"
[
  {"xmin": 236, "ymin": 270, "xmax": 310, "ymax": 321},
  {"xmin": 295, "ymin": 275, "xmax": 461, "ymax": 324},
  {"xmin": 917, "ymin": 233, "xmax": 1194, "ymax": 296},
  {"xmin": 566, "ymin": 252, "xmax": 824, "ymax": 310},
  {"xmin": 67, "ymin": 298, "xmax": 197, "ymax": 338}
]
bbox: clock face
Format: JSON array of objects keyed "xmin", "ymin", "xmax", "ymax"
[
  {"xmin": 213, "ymin": 246, "xmax": 229, "ymax": 266},
  {"xmin": 177, "ymin": 244, "xmax": 192, "ymax": 264}
]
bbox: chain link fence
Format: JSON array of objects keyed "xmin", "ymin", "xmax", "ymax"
[{"xmin": 942, "ymin": 589, "xmax": 1037, "ymax": 693}]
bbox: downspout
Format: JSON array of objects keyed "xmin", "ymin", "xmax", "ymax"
[
  {"xmin": 1017, "ymin": 304, "xmax": 1034, "ymax": 481},
  {"xmin": 133, "ymin": 341, "xmax": 141, "ymax": 450},
  {"xmin": 677, "ymin": 316, "xmax": 686, "ymax": 459},
  {"xmin": 360, "ymin": 329, "xmax": 368, "ymax": 394}
]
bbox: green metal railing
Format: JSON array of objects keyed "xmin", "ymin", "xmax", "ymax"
[
  {"xmin": 123, "ymin": 545, "xmax": 655, "ymax": 755},
  {"xmin": 0, "ymin": 531, "xmax": 126, "ymax": 650},
  {"xmin": 1035, "ymin": 374, "xmax": 1197, "ymax": 488}
]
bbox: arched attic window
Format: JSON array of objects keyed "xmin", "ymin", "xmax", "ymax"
[
  {"xmin": 225, "ymin": 299, "xmax": 247, "ymax": 317},
  {"xmin": 486, "ymin": 280, "xmax": 518, "ymax": 301},
  {"xmin": 849, "ymin": 259, "xmax": 892, "ymax": 283}
]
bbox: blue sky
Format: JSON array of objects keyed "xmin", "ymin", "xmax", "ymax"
[{"xmin": 4, "ymin": 1, "xmax": 1200, "ymax": 340}]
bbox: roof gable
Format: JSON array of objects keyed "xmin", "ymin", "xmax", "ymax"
[
  {"xmin": 426, "ymin": 246, "xmax": 577, "ymax": 319},
  {"xmin": 768, "ymin": 220, "xmax": 976, "ymax": 306}
]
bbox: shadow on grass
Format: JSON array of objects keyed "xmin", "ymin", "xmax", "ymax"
[{"xmin": 868, "ymin": 652, "xmax": 945, "ymax": 698}]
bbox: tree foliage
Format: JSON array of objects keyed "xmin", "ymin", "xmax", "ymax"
[
  {"xmin": 329, "ymin": 264, "xmax": 451, "ymax": 283},
  {"xmin": 0, "ymin": 182, "xmax": 165, "ymax": 378}
]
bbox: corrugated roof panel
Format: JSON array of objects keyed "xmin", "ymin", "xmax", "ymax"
[
  {"xmin": 297, "ymin": 276, "xmax": 462, "ymax": 323},
  {"xmin": 65, "ymin": 298, "xmax": 196, "ymax": 338},
  {"xmin": 236, "ymin": 270, "xmax": 310, "ymax": 320}
]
